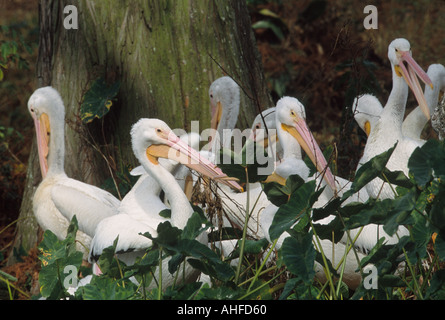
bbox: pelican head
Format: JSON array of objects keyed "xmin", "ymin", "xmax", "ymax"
[
  {"xmin": 276, "ymin": 97, "xmax": 336, "ymax": 192},
  {"xmin": 209, "ymin": 76, "xmax": 240, "ymax": 131},
  {"xmin": 249, "ymin": 107, "xmax": 277, "ymax": 146},
  {"xmin": 352, "ymin": 94, "xmax": 383, "ymax": 136},
  {"xmin": 388, "ymin": 38, "xmax": 433, "ymax": 120},
  {"xmin": 131, "ymin": 118, "xmax": 243, "ymax": 192},
  {"xmin": 28, "ymin": 86, "xmax": 65, "ymax": 178}
]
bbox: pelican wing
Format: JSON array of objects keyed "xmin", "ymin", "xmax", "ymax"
[
  {"xmin": 89, "ymin": 214, "xmax": 155, "ymax": 262},
  {"xmin": 51, "ymin": 178, "xmax": 120, "ymax": 237}
]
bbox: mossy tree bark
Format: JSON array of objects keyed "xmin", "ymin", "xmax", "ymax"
[{"xmin": 11, "ymin": 0, "xmax": 272, "ymax": 263}]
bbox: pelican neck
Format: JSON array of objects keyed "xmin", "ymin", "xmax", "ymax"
[
  {"xmin": 45, "ymin": 111, "xmax": 66, "ymax": 177},
  {"xmin": 276, "ymin": 120, "xmax": 303, "ymax": 161},
  {"xmin": 141, "ymin": 156, "xmax": 193, "ymax": 230},
  {"xmin": 372, "ymin": 67, "xmax": 408, "ymax": 143}
]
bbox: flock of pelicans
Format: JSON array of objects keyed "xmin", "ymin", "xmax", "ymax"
[{"xmin": 27, "ymin": 38, "xmax": 444, "ymax": 293}]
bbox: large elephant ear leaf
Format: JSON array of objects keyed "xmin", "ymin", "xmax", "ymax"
[
  {"xmin": 409, "ymin": 140, "xmax": 445, "ymax": 188},
  {"xmin": 342, "ymin": 143, "xmax": 397, "ymax": 200},
  {"xmin": 81, "ymin": 77, "xmax": 121, "ymax": 124}
]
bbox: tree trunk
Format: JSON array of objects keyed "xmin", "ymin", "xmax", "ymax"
[{"xmin": 10, "ymin": 0, "xmax": 272, "ymax": 263}]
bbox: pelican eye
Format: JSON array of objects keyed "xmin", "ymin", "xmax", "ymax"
[
  {"xmin": 255, "ymin": 124, "xmax": 261, "ymax": 129},
  {"xmin": 156, "ymin": 128, "xmax": 162, "ymax": 133}
]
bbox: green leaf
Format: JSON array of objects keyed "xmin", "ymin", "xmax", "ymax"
[
  {"xmin": 81, "ymin": 77, "xmax": 121, "ymax": 124},
  {"xmin": 158, "ymin": 209, "xmax": 171, "ymax": 219},
  {"xmin": 187, "ymin": 257, "xmax": 234, "ymax": 282},
  {"xmin": 425, "ymin": 269, "xmax": 445, "ymax": 300},
  {"xmin": 229, "ymin": 238, "xmax": 269, "ymax": 259},
  {"xmin": 382, "ymin": 189, "xmax": 416, "ymax": 236},
  {"xmin": 304, "ymin": 144, "xmax": 334, "ymax": 178},
  {"xmin": 197, "ymin": 284, "xmax": 242, "ymax": 300},
  {"xmin": 252, "ymin": 20, "xmax": 285, "ymax": 41},
  {"xmin": 379, "ymin": 274, "xmax": 405, "ymax": 287},
  {"xmin": 149, "ymin": 221, "xmax": 182, "ymax": 248},
  {"xmin": 435, "ymin": 234, "xmax": 445, "ymax": 262},
  {"xmin": 38, "ymin": 217, "xmax": 83, "ymax": 299},
  {"xmin": 408, "ymin": 140, "xmax": 445, "ymax": 187},
  {"xmin": 381, "ymin": 168, "xmax": 414, "ymax": 189},
  {"xmin": 342, "ymin": 144, "xmax": 397, "ymax": 199},
  {"xmin": 269, "ymin": 180, "xmax": 317, "ymax": 240},
  {"xmin": 430, "ymin": 185, "xmax": 445, "ymax": 233},
  {"xmin": 279, "ymin": 278, "xmax": 299, "ymax": 300},
  {"xmin": 311, "ymin": 197, "xmax": 343, "ymax": 222},
  {"xmin": 360, "ymin": 236, "xmax": 412, "ymax": 276},
  {"xmin": 163, "ymin": 281, "xmax": 204, "ymax": 300},
  {"xmin": 181, "ymin": 211, "xmax": 211, "ymax": 241},
  {"xmin": 281, "ymin": 231, "xmax": 316, "ymax": 285},
  {"xmin": 262, "ymin": 174, "xmax": 305, "ymax": 207},
  {"xmin": 312, "ymin": 216, "xmax": 344, "ymax": 243},
  {"xmin": 207, "ymin": 227, "xmax": 242, "ymax": 242},
  {"xmin": 258, "ymin": 8, "xmax": 281, "ymax": 19},
  {"xmin": 343, "ymin": 198, "xmax": 392, "ymax": 230},
  {"xmin": 96, "ymin": 237, "xmax": 127, "ymax": 278},
  {"xmin": 216, "ymin": 140, "xmax": 274, "ymax": 184},
  {"xmin": 79, "ymin": 276, "xmax": 137, "ymax": 300}
]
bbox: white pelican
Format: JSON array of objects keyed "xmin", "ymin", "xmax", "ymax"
[
  {"xmin": 402, "ymin": 63, "xmax": 445, "ymax": 139},
  {"xmin": 256, "ymin": 97, "xmax": 367, "ymax": 289},
  {"xmin": 202, "ymin": 76, "xmax": 269, "ymax": 238},
  {"xmin": 358, "ymin": 38, "xmax": 433, "ymax": 200},
  {"xmin": 259, "ymin": 96, "xmax": 338, "ymax": 246},
  {"xmin": 89, "ymin": 118, "xmax": 240, "ymax": 288},
  {"xmin": 28, "ymin": 87, "xmax": 120, "ymax": 255}
]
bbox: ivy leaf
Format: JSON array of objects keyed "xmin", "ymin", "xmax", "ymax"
[{"xmin": 81, "ymin": 77, "xmax": 120, "ymax": 124}]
